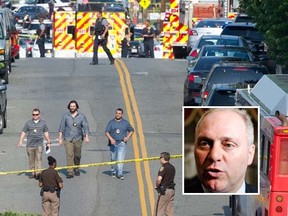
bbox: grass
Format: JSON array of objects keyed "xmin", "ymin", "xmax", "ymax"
[{"xmin": 0, "ymin": 211, "xmax": 41, "ymax": 216}]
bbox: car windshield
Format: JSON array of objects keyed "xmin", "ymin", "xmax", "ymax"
[
  {"xmin": 196, "ymin": 20, "xmax": 230, "ymax": 28},
  {"xmin": 198, "ymin": 38, "xmax": 239, "ymax": 48},
  {"xmin": 222, "ymin": 26, "xmax": 264, "ymax": 41},
  {"xmin": 18, "ymin": 6, "xmax": 38, "ymax": 12},
  {"xmin": 202, "ymin": 47, "xmax": 250, "ymax": 59},
  {"xmin": 207, "ymin": 89, "xmax": 236, "ymax": 106},
  {"xmin": 208, "ymin": 67, "xmax": 267, "ymax": 88}
]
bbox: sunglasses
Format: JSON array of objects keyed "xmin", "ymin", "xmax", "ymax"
[{"xmin": 32, "ymin": 114, "xmax": 39, "ymax": 116}]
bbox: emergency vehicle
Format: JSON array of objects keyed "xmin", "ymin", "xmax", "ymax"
[
  {"xmin": 232, "ymin": 74, "xmax": 288, "ymax": 215},
  {"xmin": 162, "ymin": 0, "xmax": 222, "ymax": 59}
]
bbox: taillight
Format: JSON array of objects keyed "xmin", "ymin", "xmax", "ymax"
[
  {"xmin": 154, "ymin": 47, "xmax": 160, "ymax": 51},
  {"xmin": 188, "ymin": 29, "xmax": 198, "ymax": 36},
  {"xmin": 188, "ymin": 74, "xmax": 199, "ymax": 83},
  {"xmin": 203, "ymin": 91, "xmax": 209, "ymax": 99},
  {"xmin": 189, "ymin": 50, "xmax": 198, "ymax": 57}
]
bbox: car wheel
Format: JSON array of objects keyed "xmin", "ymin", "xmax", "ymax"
[
  {"xmin": 0, "ymin": 111, "xmax": 4, "ymax": 134},
  {"xmin": 3, "ymin": 107, "xmax": 7, "ymax": 128},
  {"xmin": 2, "ymin": 70, "xmax": 8, "ymax": 84},
  {"xmin": 8, "ymin": 60, "xmax": 11, "ymax": 73}
]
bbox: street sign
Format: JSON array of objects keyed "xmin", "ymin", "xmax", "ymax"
[{"xmin": 139, "ymin": 0, "xmax": 151, "ymax": 9}]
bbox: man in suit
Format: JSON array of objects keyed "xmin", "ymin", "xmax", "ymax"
[{"xmin": 185, "ymin": 108, "xmax": 257, "ymax": 193}]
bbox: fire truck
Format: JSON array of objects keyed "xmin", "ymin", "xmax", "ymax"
[
  {"xmin": 162, "ymin": 0, "xmax": 222, "ymax": 59},
  {"xmin": 232, "ymin": 74, "xmax": 288, "ymax": 215}
]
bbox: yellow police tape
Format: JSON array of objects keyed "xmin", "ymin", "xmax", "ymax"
[{"xmin": 0, "ymin": 154, "xmax": 182, "ymax": 176}]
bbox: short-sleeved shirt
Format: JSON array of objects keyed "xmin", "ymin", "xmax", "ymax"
[
  {"xmin": 141, "ymin": 27, "xmax": 155, "ymax": 42},
  {"xmin": 22, "ymin": 119, "xmax": 49, "ymax": 147},
  {"xmin": 158, "ymin": 162, "xmax": 176, "ymax": 187},
  {"xmin": 58, "ymin": 112, "xmax": 89, "ymax": 142},
  {"xmin": 105, "ymin": 118, "xmax": 134, "ymax": 145},
  {"xmin": 39, "ymin": 23, "xmax": 45, "ymax": 39},
  {"xmin": 40, "ymin": 167, "xmax": 63, "ymax": 188}
]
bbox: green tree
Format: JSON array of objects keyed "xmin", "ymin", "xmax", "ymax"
[{"xmin": 240, "ymin": 0, "xmax": 288, "ymax": 65}]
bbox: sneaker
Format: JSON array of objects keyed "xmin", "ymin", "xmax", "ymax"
[
  {"xmin": 66, "ymin": 174, "xmax": 74, "ymax": 179},
  {"xmin": 111, "ymin": 173, "xmax": 116, "ymax": 178},
  {"xmin": 118, "ymin": 175, "xmax": 124, "ymax": 180},
  {"xmin": 89, "ymin": 62, "xmax": 98, "ymax": 65},
  {"xmin": 74, "ymin": 170, "xmax": 80, "ymax": 176}
]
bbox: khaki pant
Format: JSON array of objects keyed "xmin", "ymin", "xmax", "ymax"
[
  {"xmin": 154, "ymin": 189, "xmax": 175, "ymax": 216},
  {"xmin": 64, "ymin": 139, "xmax": 82, "ymax": 175},
  {"xmin": 26, "ymin": 146, "xmax": 43, "ymax": 175},
  {"xmin": 42, "ymin": 191, "xmax": 60, "ymax": 216}
]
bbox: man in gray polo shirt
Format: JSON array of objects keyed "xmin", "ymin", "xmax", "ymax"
[{"xmin": 18, "ymin": 108, "xmax": 51, "ymax": 179}]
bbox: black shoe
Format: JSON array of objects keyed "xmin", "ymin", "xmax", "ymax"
[
  {"xmin": 35, "ymin": 174, "xmax": 40, "ymax": 180},
  {"xmin": 74, "ymin": 170, "xmax": 80, "ymax": 176},
  {"xmin": 89, "ymin": 62, "xmax": 98, "ymax": 65},
  {"xmin": 66, "ymin": 174, "xmax": 74, "ymax": 179},
  {"xmin": 110, "ymin": 59, "xmax": 115, "ymax": 65}
]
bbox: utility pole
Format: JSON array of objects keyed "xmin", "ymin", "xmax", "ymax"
[{"xmin": 159, "ymin": 0, "xmax": 166, "ymax": 30}]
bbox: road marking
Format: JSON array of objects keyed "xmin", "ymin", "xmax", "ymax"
[
  {"xmin": 114, "ymin": 59, "xmax": 148, "ymax": 216},
  {"xmin": 118, "ymin": 59, "xmax": 155, "ymax": 216}
]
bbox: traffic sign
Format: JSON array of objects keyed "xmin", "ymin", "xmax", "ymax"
[{"xmin": 139, "ymin": 0, "xmax": 151, "ymax": 9}]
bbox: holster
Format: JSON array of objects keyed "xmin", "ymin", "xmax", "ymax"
[{"xmin": 156, "ymin": 185, "xmax": 166, "ymax": 195}]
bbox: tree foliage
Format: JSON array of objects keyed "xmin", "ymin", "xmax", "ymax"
[{"xmin": 239, "ymin": 0, "xmax": 288, "ymax": 64}]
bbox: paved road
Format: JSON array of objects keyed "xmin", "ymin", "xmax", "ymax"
[{"xmin": 0, "ymin": 58, "xmax": 231, "ymax": 216}]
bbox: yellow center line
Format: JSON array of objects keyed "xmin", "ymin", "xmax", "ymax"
[
  {"xmin": 114, "ymin": 60, "xmax": 148, "ymax": 216},
  {"xmin": 118, "ymin": 59, "xmax": 155, "ymax": 215}
]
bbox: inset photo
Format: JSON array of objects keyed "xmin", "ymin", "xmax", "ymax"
[{"xmin": 182, "ymin": 107, "xmax": 259, "ymax": 195}]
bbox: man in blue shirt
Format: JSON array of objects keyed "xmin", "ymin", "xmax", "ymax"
[
  {"xmin": 105, "ymin": 108, "xmax": 134, "ymax": 180},
  {"xmin": 58, "ymin": 100, "xmax": 90, "ymax": 179}
]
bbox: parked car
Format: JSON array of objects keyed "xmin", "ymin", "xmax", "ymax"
[
  {"xmin": 188, "ymin": 35, "xmax": 253, "ymax": 58},
  {"xmin": 14, "ymin": 5, "xmax": 49, "ymax": 22},
  {"xmin": 184, "ymin": 56, "xmax": 248, "ymax": 106},
  {"xmin": 0, "ymin": 8, "xmax": 16, "ymax": 65},
  {"xmin": 0, "ymin": 81, "xmax": 7, "ymax": 134},
  {"xmin": 234, "ymin": 13, "xmax": 254, "ymax": 23},
  {"xmin": 200, "ymin": 61, "xmax": 269, "ymax": 101},
  {"xmin": 0, "ymin": 19, "xmax": 11, "ymax": 84},
  {"xmin": 32, "ymin": 37, "xmax": 52, "ymax": 58},
  {"xmin": 187, "ymin": 18, "xmax": 232, "ymax": 53},
  {"xmin": 221, "ymin": 22, "xmax": 265, "ymax": 57}
]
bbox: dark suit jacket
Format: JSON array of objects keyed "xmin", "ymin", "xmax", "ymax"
[{"xmin": 184, "ymin": 176, "xmax": 257, "ymax": 193}]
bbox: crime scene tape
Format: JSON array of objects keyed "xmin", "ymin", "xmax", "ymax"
[{"xmin": 0, "ymin": 154, "xmax": 182, "ymax": 176}]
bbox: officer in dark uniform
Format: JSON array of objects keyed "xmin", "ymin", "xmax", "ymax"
[
  {"xmin": 154, "ymin": 152, "xmax": 176, "ymax": 216},
  {"xmin": 39, "ymin": 156, "xmax": 63, "ymax": 216},
  {"xmin": 90, "ymin": 11, "xmax": 115, "ymax": 65},
  {"xmin": 141, "ymin": 20, "xmax": 155, "ymax": 58},
  {"xmin": 37, "ymin": 17, "xmax": 46, "ymax": 58}
]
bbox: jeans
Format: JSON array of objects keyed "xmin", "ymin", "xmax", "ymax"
[
  {"xmin": 26, "ymin": 146, "xmax": 43, "ymax": 175},
  {"xmin": 110, "ymin": 141, "xmax": 126, "ymax": 176}
]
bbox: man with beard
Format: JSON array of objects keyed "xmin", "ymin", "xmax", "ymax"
[
  {"xmin": 105, "ymin": 108, "xmax": 134, "ymax": 180},
  {"xmin": 58, "ymin": 100, "xmax": 90, "ymax": 179}
]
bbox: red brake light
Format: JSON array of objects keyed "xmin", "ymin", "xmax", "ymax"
[
  {"xmin": 203, "ymin": 91, "xmax": 209, "ymax": 99},
  {"xmin": 188, "ymin": 29, "xmax": 198, "ymax": 36},
  {"xmin": 189, "ymin": 50, "xmax": 198, "ymax": 57},
  {"xmin": 233, "ymin": 67, "xmax": 248, "ymax": 71},
  {"xmin": 188, "ymin": 74, "xmax": 195, "ymax": 82}
]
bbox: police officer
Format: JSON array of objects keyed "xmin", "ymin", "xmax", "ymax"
[
  {"xmin": 37, "ymin": 17, "xmax": 46, "ymax": 58},
  {"xmin": 90, "ymin": 11, "xmax": 115, "ymax": 65},
  {"xmin": 154, "ymin": 152, "xmax": 176, "ymax": 216},
  {"xmin": 39, "ymin": 156, "xmax": 63, "ymax": 216},
  {"xmin": 141, "ymin": 20, "xmax": 155, "ymax": 58},
  {"xmin": 121, "ymin": 19, "xmax": 132, "ymax": 58}
]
